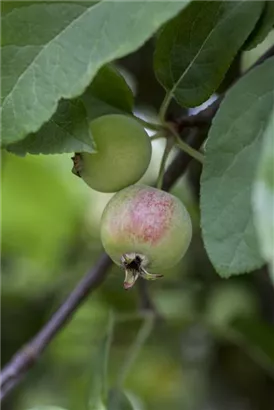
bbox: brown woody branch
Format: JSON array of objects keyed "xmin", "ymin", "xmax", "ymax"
[
  {"xmin": 176, "ymin": 44, "xmax": 274, "ymax": 133},
  {"xmin": 0, "ymin": 254, "xmax": 112, "ymax": 400},
  {"xmin": 1, "ymin": 44, "xmax": 273, "ymax": 402},
  {"xmin": 176, "ymin": 97, "xmax": 221, "ymax": 132}
]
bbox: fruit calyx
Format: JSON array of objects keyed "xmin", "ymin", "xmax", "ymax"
[
  {"xmin": 121, "ymin": 252, "xmax": 163, "ymax": 290},
  {"xmin": 71, "ymin": 153, "xmax": 83, "ymax": 177}
]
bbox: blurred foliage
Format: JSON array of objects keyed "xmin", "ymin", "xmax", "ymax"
[{"xmin": 2, "ymin": 20, "xmax": 274, "ymax": 410}]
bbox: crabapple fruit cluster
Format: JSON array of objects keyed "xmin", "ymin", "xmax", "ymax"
[{"xmin": 71, "ymin": 114, "xmax": 192, "ymax": 288}]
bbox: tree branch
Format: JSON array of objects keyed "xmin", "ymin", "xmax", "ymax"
[
  {"xmin": 176, "ymin": 98, "xmax": 221, "ymax": 132},
  {"xmin": 176, "ymin": 44, "xmax": 274, "ymax": 133},
  {"xmin": 1, "ymin": 44, "xmax": 273, "ymax": 403},
  {"xmin": 0, "ymin": 253, "xmax": 112, "ymax": 400},
  {"xmin": 248, "ymin": 44, "xmax": 274, "ymax": 71}
]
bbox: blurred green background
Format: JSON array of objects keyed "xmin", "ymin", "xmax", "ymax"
[{"xmin": 2, "ymin": 30, "xmax": 274, "ymax": 410}]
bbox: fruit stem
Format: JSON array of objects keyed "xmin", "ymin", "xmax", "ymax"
[
  {"xmin": 159, "ymin": 92, "xmax": 172, "ymax": 123},
  {"xmin": 165, "ymin": 123, "xmax": 205, "ymax": 164},
  {"xmin": 156, "ymin": 136, "xmax": 175, "ymax": 189},
  {"xmin": 133, "ymin": 116, "xmax": 163, "ymax": 131},
  {"xmin": 150, "ymin": 131, "xmax": 165, "ymax": 141},
  {"xmin": 176, "ymin": 138, "xmax": 205, "ymax": 164}
]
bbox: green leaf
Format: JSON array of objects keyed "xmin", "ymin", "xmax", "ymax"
[
  {"xmin": 154, "ymin": 1, "xmax": 263, "ymax": 109},
  {"xmin": 6, "ymin": 99, "xmax": 94, "ymax": 155},
  {"xmin": 252, "ymin": 111, "xmax": 274, "ymax": 281},
  {"xmin": 81, "ymin": 65, "xmax": 134, "ymax": 121},
  {"xmin": 1, "ymin": 1, "xmax": 187, "ymax": 145},
  {"xmin": 245, "ymin": 2, "xmax": 274, "ymax": 50},
  {"xmin": 5, "ymin": 64, "xmax": 132, "ymax": 156},
  {"xmin": 88, "ymin": 312, "xmax": 115, "ymax": 410},
  {"xmin": 200, "ymin": 57, "xmax": 274, "ymax": 277},
  {"xmin": 1, "ymin": 0, "xmax": 100, "ymax": 13}
]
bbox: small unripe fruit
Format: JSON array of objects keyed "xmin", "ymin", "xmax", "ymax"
[
  {"xmin": 100, "ymin": 185, "xmax": 192, "ymax": 289},
  {"xmin": 72, "ymin": 114, "xmax": 152, "ymax": 193}
]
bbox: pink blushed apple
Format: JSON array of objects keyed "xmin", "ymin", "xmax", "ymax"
[{"xmin": 100, "ymin": 185, "xmax": 192, "ymax": 289}]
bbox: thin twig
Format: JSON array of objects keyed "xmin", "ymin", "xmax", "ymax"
[
  {"xmin": 134, "ymin": 116, "xmax": 162, "ymax": 131},
  {"xmin": 150, "ymin": 130, "xmax": 165, "ymax": 141},
  {"xmin": 176, "ymin": 137, "xmax": 204, "ymax": 164},
  {"xmin": 162, "ymin": 128, "xmax": 208, "ymax": 192}
]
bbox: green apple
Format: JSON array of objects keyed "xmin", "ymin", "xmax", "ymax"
[{"xmin": 72, "ymin": 114, "xmax": 152, "ymax": 193}]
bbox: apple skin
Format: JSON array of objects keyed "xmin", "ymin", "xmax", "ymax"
[
  {"xmin": 72, "ymin": 114, "xmax": 152, "ymax": 193},
  {"xmin": 100, "ymin": 185, "xmax": 192, "ymax": 273}
]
